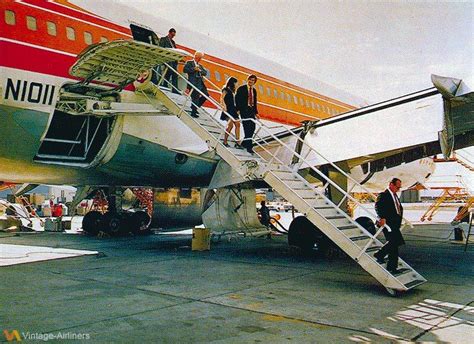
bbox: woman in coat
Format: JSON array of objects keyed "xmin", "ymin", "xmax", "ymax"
[{"xmin": 220, "ymin": 77, "xmax": 241, "ymax": 147}]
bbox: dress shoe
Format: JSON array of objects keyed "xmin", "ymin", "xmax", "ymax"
[
  {"xmin": 388, "ymin": 268, "xmax": 402, "ymax": 274},
  {"xmin": 374, "ymin": 252, "xmax": 385, "ymax": 264},
  {"xmin": 190, "ymin": 112, "xmax": 199, "ymax": 118}
]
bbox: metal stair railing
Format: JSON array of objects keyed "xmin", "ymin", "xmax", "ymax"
[{"xmin": 146, "ymin": 63, "xmax": 406, "ymax": 259}]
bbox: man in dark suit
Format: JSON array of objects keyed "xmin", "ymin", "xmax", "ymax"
[
  {"xmin": 183, "ymin": 52, "xmax": 209, "ymax": 118},
  {"xmin": 159, "ymin": 28, "xmax": 179, "ymax": 93},
  {"xmin": 235, "ymin": 74, "xmax": 259, "ymax": 153},
  {"xmin": 374, "ymin": 178, "xmax": 406, "ymax": 273}
]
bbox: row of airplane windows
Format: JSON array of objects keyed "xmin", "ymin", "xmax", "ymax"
[
  {"xmin": 3, "ymin": 9, "xmax": 340, "ymax": 116},
  {"xmin": 4, "ymin": 10, "xmax": 109, "ymax": 44},
  {"xmin": 212, "ymin": 69, "xmax": 341, "ymax": 114}
]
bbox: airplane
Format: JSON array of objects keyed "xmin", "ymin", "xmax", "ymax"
[{"xmin": 1, "ymin": 0, "xmax": 473, "ymax": 243}]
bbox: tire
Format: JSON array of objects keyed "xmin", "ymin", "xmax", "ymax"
[
  {"xmin": 288, "ymin": 216, "xmax": 329, "ymax": 253},
  {"xmin": 355, "ymin": 216, "xmax": 377, "ymax": 235},
  {"xmin": 102, "ymin": 212, "xmax": 123, "ymax": 235},
  {"xmin": 130, "ymin": 211, "xmax": 151, "ymax": 234},
  {"xmin": 82, "ymin": 211, "xmax": 103, "ymax": 236}
]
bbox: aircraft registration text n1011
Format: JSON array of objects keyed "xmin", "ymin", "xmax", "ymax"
[{"xmin": 4, "ymin": 78, "xmax": 56, "ymax": 105}]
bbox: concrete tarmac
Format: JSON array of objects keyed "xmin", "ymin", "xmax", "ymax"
[{"xmin": 1, "ymin": 224, "xmax": 473, "ymax": 343}]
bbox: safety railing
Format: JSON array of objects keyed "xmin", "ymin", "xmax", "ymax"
[{"xmin": 144, "ymin": 63, "xmax": 399, "ymax": 258}]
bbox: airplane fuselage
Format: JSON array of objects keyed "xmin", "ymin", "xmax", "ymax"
[{"xmin": 0, "ymin": 0, "xmax": 355, "ymax": 188}]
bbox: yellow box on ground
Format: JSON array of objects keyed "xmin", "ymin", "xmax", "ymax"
[{"xmin": 192, "ymin": 227, "xmax": 210, "ymax": 251}]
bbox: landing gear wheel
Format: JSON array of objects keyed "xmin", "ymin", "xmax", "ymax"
[
  {"xmin": 130, "ymin": 211, "xmax": 151, "ymax": 235},
  {"xmin": 288, "ymin": 216, "xmax": 329, "ymax": 254},
  {"xmin": 102, "ymin": 212, "xmax": 123, "ymax": 235},
  {"xmin": 82, "ymin": 211, "xmax": 103, "ymax": 235}
]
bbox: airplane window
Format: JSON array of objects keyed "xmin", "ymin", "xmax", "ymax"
[
  {"xmin": 311, "ymin": 101, "xmax": 315, "ymax": 109},
  {"xmin": 66, "ymin": 26, "xmax": 76, "ymax": 41},
  {"xmin": 84, "ymin": 31, "xmax": 93, "ymax": 45},
  {"xmin": 26, "ymin": 16, "xmax": 37, "ymax": 31},
  {"xmin": 267, "ymin": 87, "xmax": 271, "ymax": 96},
  {"xmin": 280, "ymin": 91, "xmax": 285, "ymax": 99},
  {"xmin": 47, "ymin": 21, "xmax": 57, "ymax": 36},
  {"xmin": 306, "ymin": 99, "xmax": 310, "ymax": 107},
  {"xmin": 5, "ymin": 10, "xmax": 15, "ymax": 25},
  {"xmin": 273, "ymin": 89, "xmax": 278, "ymax": 98},
  {"xmin": 214, "ymin": 71, "xmax": 221, "ymax": 82},
  {"xmin": 299, "ymin": 97, "xmax": 304, "ymax": 105},
  {"xmin": 293, "ymin": 95, "xmax": 298, "ymax": 104},
  {"xmin": 258, "ymin": 85, "xmax": 264, "ymax": 94},
  {"xmin": 286, "ymin": 93, "xmax": 291, "ymax": 102},
  {"xmin": 66, "ymin": 27, "xmax": 76, "ymax": 41},
  {"xmin": 100, "ymin": 36, "xmax": 108, "ymax": 43}
]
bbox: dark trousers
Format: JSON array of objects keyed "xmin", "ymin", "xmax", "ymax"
[
  {"xmin": 376, "ymin": 240, "xmax": 399, "ymax": 271},
  {"xmin": 190, "ymin": 87, "xmax": 209, "ymax": 115},
  {"xmin": 241, "ymin": 109, "xmax": 256, "ymax": 151},
  {"xmin": 162, "ymin": 62, "xmax": 179, "ymax": 94}
]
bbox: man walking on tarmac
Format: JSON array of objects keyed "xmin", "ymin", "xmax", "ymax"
[{"xmin": 374, "ymin": 178, "xmax": 405, "ymax": 274}]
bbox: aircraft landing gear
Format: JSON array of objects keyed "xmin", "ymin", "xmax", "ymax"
[
  {"xmin": 80, "ymin": 188, "xmax": 152, "ymax": 236},
  {"xmin": 82, "ymin": 210, "xmax": 103, "ymax": 236}
]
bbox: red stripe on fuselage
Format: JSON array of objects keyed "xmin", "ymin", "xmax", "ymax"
[{"xmin": 0, "ymin": 40, "xmax": 75, "ymax": 79}]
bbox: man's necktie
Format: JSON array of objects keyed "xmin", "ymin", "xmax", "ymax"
[
  {"xmin": 248, "ymin": 87, "xmax": 253, "ymax": 107},
  {"xmin": 394, "ymin": 194, "xmax": 401, "ymax": 215}
]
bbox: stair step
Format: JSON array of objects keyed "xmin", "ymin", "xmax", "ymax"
[
  {"xmin": 390, "ymin": 268, "xmax": 411, "ymax": 277},
  {"xmin": 326, "ymin": 215, "xmax": 346, "ymax": 220},
  {"xmin": 350, "ymin": 235, "xmax": 370, "ymax": 241},
  {"xmin": 200, "ymin": 123, "xmax": 222, "ymax": 131},
  {"xmin": 405, "ymin": 279, "xmax": 426, "ymax": 289},
  {"xmin": 366, "ymin": 246, "xmax": 381, "ymax": 253},
  {"xmin": 207, "ymin": 129, "xmax": 223, "ymax": 136},
  {"xmin": 281, "ymin": 177, "xmax": 301, "ymax": 182},
  {"xmin": 313, "ymin": 206, "xmax": 333, "ymax": 210},
  {"xmin": 328, "ymin": 217, "xmax": 352, "ymax": 227},
  {"xmin": 339, "ymin": 225, "xmax": 358, "ymax": 231},
  {"xmin": 295, "ymin": 189, "xmax": 318, "ymax": 198}
]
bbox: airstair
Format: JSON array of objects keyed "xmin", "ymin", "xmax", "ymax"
[{"xmin": 137, "ymin": 63, "xmax": 426, "ymax": 294}]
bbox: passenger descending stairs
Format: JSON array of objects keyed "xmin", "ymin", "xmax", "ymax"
[{"xmin": 142, "ymin": 64, "xmax": 427, "ymax": 294}]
